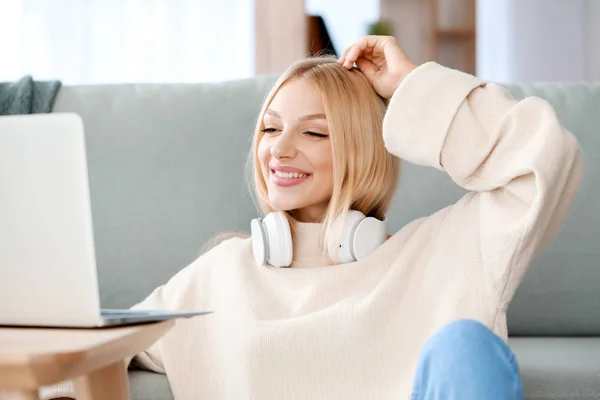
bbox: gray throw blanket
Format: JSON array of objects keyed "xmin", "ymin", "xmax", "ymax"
[{"xmin": 0, "ymin": 75, "xmax": 61, "ymax": 115}]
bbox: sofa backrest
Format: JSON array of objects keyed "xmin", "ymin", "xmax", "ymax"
[{"xmin": 52, "ymin": 76, "xmax": 600, "ymax": 336}]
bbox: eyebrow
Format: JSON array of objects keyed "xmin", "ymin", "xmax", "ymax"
[{"xmin": 265, "ymin": 109, "xmax": 327, "ymax": 121}]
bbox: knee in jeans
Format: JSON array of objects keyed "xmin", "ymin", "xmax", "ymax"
[
  {"xmin": 438, "ymin": 319, "xmax": 492, "ymax": 339},
  {"xmin": 413, "ymin": 319, "xmax": 523, "ymax": 399},
  {"xmin": 421, "ymin": 319, "xmax": 496, "ymax": 358}
]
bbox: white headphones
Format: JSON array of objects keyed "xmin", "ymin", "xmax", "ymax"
[{"xmin": 250, "ymin": 210, "xmax": 387, "ymax": 267}]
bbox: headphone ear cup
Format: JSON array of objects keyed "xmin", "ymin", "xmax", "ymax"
[
  {"xmin": 262, "ymin": 212, "xmax": 293, "ymax": 267},
  {"xmin": 251, "ymin": 217, "xmax": 268, "ymax": 265},
  {"xmin": 329, "ymin": 210, "xmax": 366, "ymax": 264},
  {"xmin": 352, "ymin": 216, "xmax": 387, "ymax": 261}
]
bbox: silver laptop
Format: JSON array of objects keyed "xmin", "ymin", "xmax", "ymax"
[{"xmin": 0, "ymin": 113, "xmax": 211, "ymax": 328}]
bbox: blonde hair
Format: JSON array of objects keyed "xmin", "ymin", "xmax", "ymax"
[{"xmin": 249, "ymin": 55, "xmax": 401, "ymax": 260}]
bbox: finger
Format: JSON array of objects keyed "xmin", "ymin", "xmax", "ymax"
[
  {"xmin": 359, "ymin": 52, "xmax": 377, "ymax": 64},
  {"xmin": 355, "ymin": 57, "xmax": 377, "ymax": 81},
  {"xmin": 344, "ymin": 36, "xmax": 389, "ymax": 67},
  {"xmin": 342, "ymin": 44, "xmax": 367, "ymax": 69},
  {"xmin": 337, "ymin": 42, "xmax": 355, "ymax": 66}
]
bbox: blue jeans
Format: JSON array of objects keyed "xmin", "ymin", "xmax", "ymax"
[{"xmin": 411, "ymin": 319, "xmax": 524, "ymax": 400}]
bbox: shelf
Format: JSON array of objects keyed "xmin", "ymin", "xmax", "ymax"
[
  {"xmin": 436, "ymin": 28, "xmax": 475, "ymax": 38},
  {"xmin": 381, "ymin": 0, "xmax": 477, "ymax": 74}
]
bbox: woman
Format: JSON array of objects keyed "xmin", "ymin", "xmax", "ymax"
[{"xmin": 45, "ymin": 35, "xmax": 582, "ymax": 400}]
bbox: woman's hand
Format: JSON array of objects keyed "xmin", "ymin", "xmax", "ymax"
[{"xmin": 338, "ymin": 35, "xmax": 418, "ymax": 99}]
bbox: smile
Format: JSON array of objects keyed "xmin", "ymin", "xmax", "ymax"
[
  {"xmin": 273, "ymin": 170, "xmax": 309, "ymax": 178},
  {"xmin": 270, "ymin": 169, "xmax": 312, "ymax": 187}
]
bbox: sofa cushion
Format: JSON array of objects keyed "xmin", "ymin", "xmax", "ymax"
[
  {"xmin": 509, "ymin": 337, "xmax": 600, "ymax": 400},
  {"xmin": 502, "ymin": 83, "xmax": 600, "ymax": 336}
]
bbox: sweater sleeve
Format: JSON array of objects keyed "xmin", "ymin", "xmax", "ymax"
[
  {"xmin": 126, "ymin": 250, "xmax": 212, "ymax": 373},
  {"xmin": 382, "ymin": 62, "xmax": 583, "ymax": 307}
]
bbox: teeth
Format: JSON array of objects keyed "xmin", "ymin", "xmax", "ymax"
[{"xmin": 274, "ymin": 170, "xmax": 308, "ymax": 179}]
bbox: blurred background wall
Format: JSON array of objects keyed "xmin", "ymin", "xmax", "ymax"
[{"xmin": 0, "ymin": 0, "xmax": 598, "ymax": 84}]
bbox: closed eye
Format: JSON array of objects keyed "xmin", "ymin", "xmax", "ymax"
[
  {"xmin": 305, "ymin": 131, "xmax": 328, "ymax": 138},
  {"xmin": 261, "ymin": 128, "xmax": 279, "ymax": 134}
]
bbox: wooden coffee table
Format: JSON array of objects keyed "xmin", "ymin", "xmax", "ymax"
[{"xmin": 0, "ymin": 320, "xmax": 174, "ymax": 400}]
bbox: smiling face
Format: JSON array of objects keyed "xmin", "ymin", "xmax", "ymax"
[
  {"xmin": 252, "ymin": 57, "xmax": 400, "ymax": 251},
  {"xmin": 257, "ymin": 77, "xmax": 334, "ymax": 222}
]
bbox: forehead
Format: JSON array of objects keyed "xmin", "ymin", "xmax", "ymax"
[{"xmin": 267, "ymin": 78, "xmax": 325, "ymax": 116}]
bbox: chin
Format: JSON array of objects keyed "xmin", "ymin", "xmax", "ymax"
[
  {"xmin": 268, "ymin": 197, "xmax": 305, "ymax": 212},
  {"xmin": 267, "ymin": 184, "xmax": 306, "ymax": 209}
]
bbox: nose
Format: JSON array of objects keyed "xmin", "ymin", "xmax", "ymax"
[{"xmin": 269, "ymin": 130, "xmax": 297, "ymax": 160}]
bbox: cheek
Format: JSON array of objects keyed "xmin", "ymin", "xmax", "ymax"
[
  {"xmin": 312, "ymin": 147, "xmax": 334, "ymax": 184},
  {"xmin": 257, "ymin": 140, "xmax": 270, "ymax": 173}
]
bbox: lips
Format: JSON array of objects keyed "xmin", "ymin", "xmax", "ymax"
[
  {"xmin": 269, "ymin": 164, "xmax": 311, "ymax": 174},
  {"xmin": 269, "ymin": 165, "xmax": 312, "ymax": 187}
]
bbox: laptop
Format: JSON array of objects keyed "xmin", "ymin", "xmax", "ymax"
[{"xmin": 0, "ymin": 113, "xmax": 211, "ymax": 328}]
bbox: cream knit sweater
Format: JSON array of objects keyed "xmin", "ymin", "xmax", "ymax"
[{"xmin": 41, "ymin": 62, "xmax": 582, "ymax": 400}]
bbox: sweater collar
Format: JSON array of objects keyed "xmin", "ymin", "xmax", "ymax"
[{"xmin": 290, "ymin": 220, "xmax": 335, "ymax": 268}]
